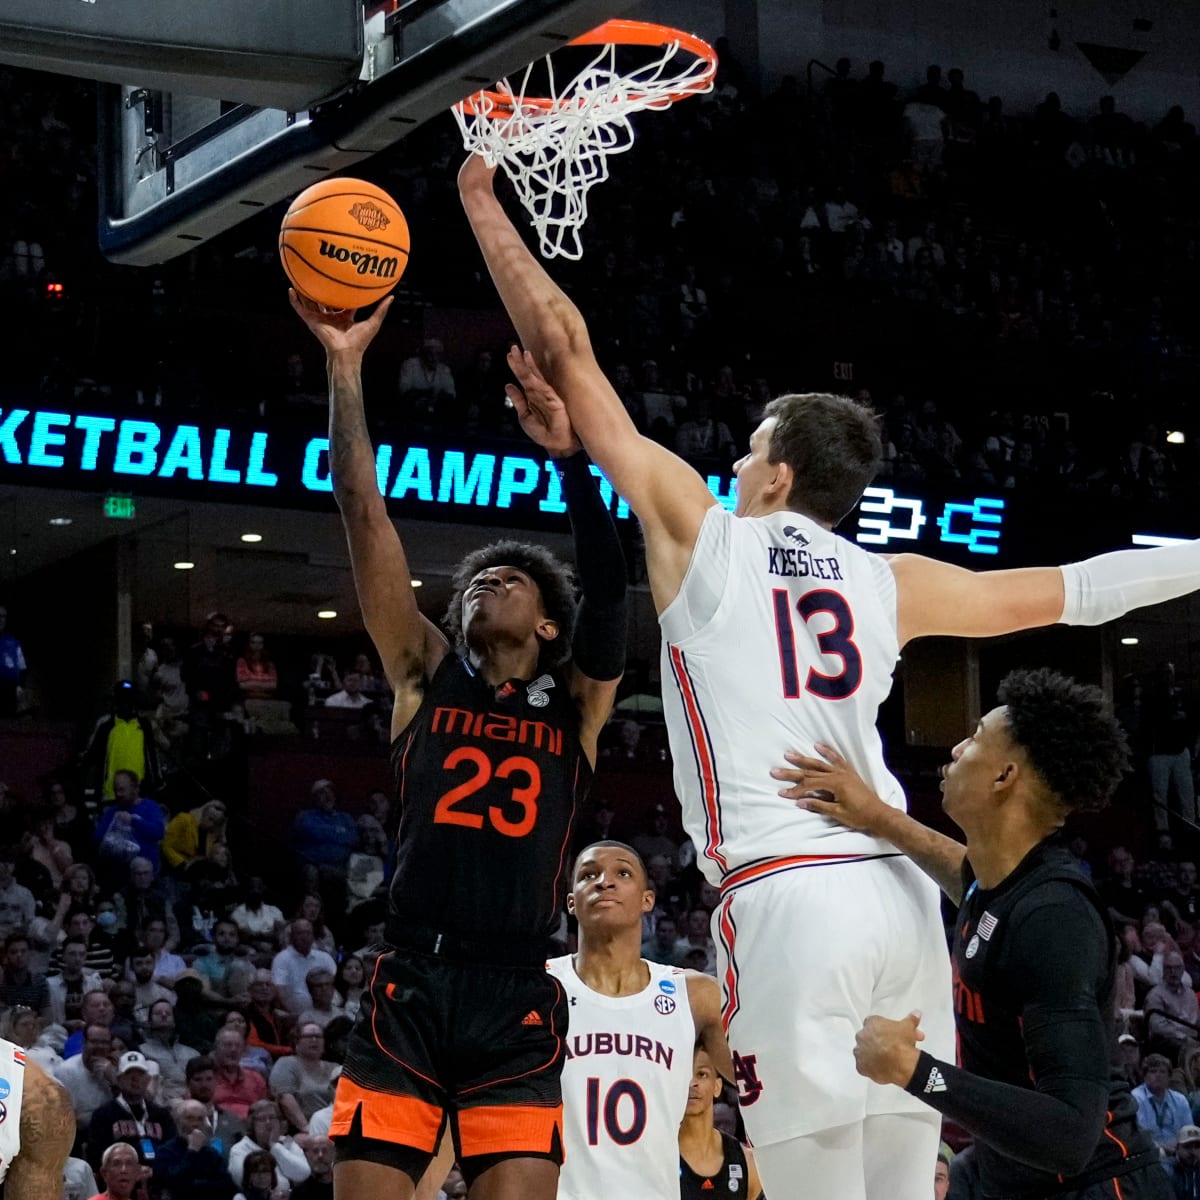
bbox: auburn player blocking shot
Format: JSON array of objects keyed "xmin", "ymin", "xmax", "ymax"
[
  {"xmin": 289, "ymin": 291, "xmax": 627, "ymax": 1200},
  {"xmin": 678, "ymin": 1047, "xmax": 763, "ymax": 1200},
  {"xmin": 548, "ymin": 841, "xmax": 732, "ymax": 1200},
  {"xmin": 458, "ymin": 152, "xmax": 1200, "ymax": 1200}
]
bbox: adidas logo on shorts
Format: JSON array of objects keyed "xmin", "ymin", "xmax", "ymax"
[
  {"xmin": 522, "ymin": 1010, "xmax": 544, "ymax": 1027},
  {"xmin": 923, "ymin": 1067, "xmax": 947, "ymax": 1094}
]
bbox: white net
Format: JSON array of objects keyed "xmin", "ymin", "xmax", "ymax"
[{"xmin": 453, "ymin": 32, "xmax": 715, "ymax": 260}]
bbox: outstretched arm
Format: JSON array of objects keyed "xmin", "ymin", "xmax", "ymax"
[
  {"xmin": 891, "ymin": 537, "xmax": 1200, "ymax": 646},
  {"xmin": 459, "ymin": 157, "xmax": 716, "ymax": 612},
  {"xmin": 290, "ymin": 292, "xmax": 448, "ymax": 732},
  {"xmin": 685, "ymin": 971, "xmax": 735, "ymax": 1084},
  {"xmin": 772, "ymin": 745, "xmax": 966, "ymax": 903}
]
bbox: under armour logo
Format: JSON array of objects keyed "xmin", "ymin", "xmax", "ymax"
[
  {"xmin": 923, "ymin": 1067, "xmax": 947, "ymax": 1094},
  {"xmin": 527, "ymin": 674, "xmax": 555, "ymax": 708},
  {"xmin": 782, "ymin": 525, "xmax": 811, "ymax": 546}
]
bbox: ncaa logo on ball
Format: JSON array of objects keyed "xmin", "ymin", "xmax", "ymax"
[
  {"xmin": 965, "ymin": 934, "xmax": 980, "ymax": 959},
  {"xmin": 654, "ymin": 995, "xmax": 676, "ymax": 1015}
]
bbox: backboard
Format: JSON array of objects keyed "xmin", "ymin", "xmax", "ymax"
[{"xmin": 93, "ymin": 0, "xmax": 633, "ymax": 266}]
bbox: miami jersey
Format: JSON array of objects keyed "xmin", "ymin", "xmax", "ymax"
[
  {"xmin": 661, "ymin": 506, "xmax": 904, "ymax": 885},
  {"xmin": 548, "ymin": 956, "xmax": 693, "ymax": 1200}
]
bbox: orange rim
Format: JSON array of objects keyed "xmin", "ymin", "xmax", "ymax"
[{"xmin": 456, "ymin": 19, "xmax": 717, "ymax": 117}]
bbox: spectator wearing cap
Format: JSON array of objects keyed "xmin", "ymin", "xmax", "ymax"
[
  {"xmin": 270, "ymin": 921, "xmax": 336, "ymax": 1015},
  {"xmin": 1134, "ymin": 1053, "xmax": 1192, "ymax": 1168},
  {"xmin": 291, "ymin": 781, "xmax": 357, "ymax": 882},
  {"xmin": 1176, "ymin": 1125, "xmax": 1200, "ymax": 1197},
  {"xmin": 87, "ymin": 1049, "xmax": 178, "ymax": 1170},
  {"xmin": 95, "ymin": 771, "xmax": 166, "ymax": 884},
  {"xmin": 212, "ymin": 1028, "xmax": 269, "ymax": 1120}
]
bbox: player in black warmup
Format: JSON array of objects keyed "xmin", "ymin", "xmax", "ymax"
[
  {"xmin": 290, "ymin": 292, "xmax": 626, "ymax": 1200},
  {"xmin": 774, "ymin": 667, "xmax": 1172, "ymax": 1200},
  {"xmin": 678, "ymin": 1047, "xmax": 763, "ymax": 1200}
]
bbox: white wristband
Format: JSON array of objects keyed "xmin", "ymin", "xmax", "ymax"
[{"xmin": 1060, "ymin": 541, "xmax": 1200, "ymax": 627}]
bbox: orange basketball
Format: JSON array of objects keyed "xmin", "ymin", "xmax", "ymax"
[{"xmin": 279, "ymin": 178, "xmax": 410, "ymax": 310}]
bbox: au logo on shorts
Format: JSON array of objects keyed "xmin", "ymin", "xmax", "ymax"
[{"xmin": 654, "ymin": 995, "xmax": 676, "ymax": 1015}]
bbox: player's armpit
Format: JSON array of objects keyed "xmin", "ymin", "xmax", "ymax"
[
  {"xmin": 745, "ymin": 1147, "xmax": 764, "ymax": 1200},
  {"xmin": 685, "ymin": 972, "xmax": 735, "ymax": 1084},
  {"xmin": 888, "ymin": 554, "xmax": 1065, "ymax": 645}
]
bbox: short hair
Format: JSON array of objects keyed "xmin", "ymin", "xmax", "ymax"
[
  {"xmin": 762, "ymin": 393, "xmax": 882, "ymax": 525},
  {"xmin": 62, "ymin": 935, "xmax": 88, "ymax": 952},
  {"xmin": 573, "ymin": 840, "xmax": 652, "ymax": 891},
  {"xmin": 185, "ymin": 1055, "xmax": 216, "ymax": 1080},
  {"xmin": 444, "ymin": 539, "xmax": 577, "ymax": 667},
  {"xmin": 242, "ymin": 1150, "xmax": 277, "ymax": 1183},
  {"xmin": 130, "ymin": 945, "xmax": 155, "ymax": 961},
  {"xmin": 3, "ymin": 933, "xmax": 29, "ymax": 953},
  {"xmin": 101, "ymin": 1142, "xmax": 140, "ymax": 1168},
  {"xmin": 113, "ymin": 768, "xmax": 139, "ymax": 787},
  {"xmin": 997, "ymin": 668, "xmax": 1131, "ymax": 814},
  {"xmin": 306, "ymin": 968, "xmax": 334, "ymax": 985},
  {"xmin": 1143, "ymin": 1053, "xmax": 1171, "ymax": 1073}
]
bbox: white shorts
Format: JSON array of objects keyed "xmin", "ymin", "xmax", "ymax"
[{"xmin": 714, "ymin": 855, "xmax": 954, "ymax": 1146}]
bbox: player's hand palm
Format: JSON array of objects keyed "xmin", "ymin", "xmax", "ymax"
[
  {"xmin": 289, "ymin": 289, "xmax": 393, "ymax": 356},
  {"xmin": 505, "ymin": 346, "xmax": 582, "ymax": 458},
  {"xmin": 771, "ymin": 743, "xmax": 886, "ymax": 832}
]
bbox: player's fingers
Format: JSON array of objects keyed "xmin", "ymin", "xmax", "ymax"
[
  {"xmin": 781, "ymin": 752, "xmax": 832, "ymax": 774},
  {"xmin": 793, "ymin": 792, "xmax": 838, "ymax": 812},
  {"xmin": 504, "ymin": 384, "xmax": 529, "ymax": 417},
  {"xmin": 813, "ymin": 743, "xmax": 849, "ymax": 767}
]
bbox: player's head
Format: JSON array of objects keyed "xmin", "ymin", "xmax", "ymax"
[
  {"xmin": 445, "ymin": 539, "xmax": 576, "ymax": 667},
  {"xmin": 567, "ymin": 841, "xmax": 653, "ymax": 933},
  {"xmin": 940, "ymin": 668, "xmax": 1130, "ymax": 831},
  {"xmin": 733, "ymin": 393, "xmax": 880, "ymax": 524},
  {"xmin": 686, "ymin": 1045, "xmax": 723, "ymax": 1119}
]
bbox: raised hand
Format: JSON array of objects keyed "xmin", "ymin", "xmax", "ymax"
[
  {"xmin": 853, "ymin": 1011, "xmax": 925, "ymax": 1087},
  {"xmin": 289, "ymin": 289, "xmax": 393, "ymax": 358},
  {"xmin": 505, "ymin": 345, "xmax": 582, "ymax": 459}
]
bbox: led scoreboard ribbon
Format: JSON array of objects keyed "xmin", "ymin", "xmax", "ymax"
[{"xmin": 0, "ymin": 404, "xmax": 1006, "ymax": 558}]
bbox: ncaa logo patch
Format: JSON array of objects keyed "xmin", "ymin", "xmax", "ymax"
[
  {"xmin": 965, "ymin": 935, "xmax": 980, "ymax": 959},
  {"xmin": 659, "ymin": 978, "xmax": 676, "ymax": 995},
  {"xmin": 0, "ymin": 1078, "xmax": 9, "ymax": 1100},
  {"xmin": 654, "ymin": 994, "xmax": 676, "ymax": 1015}
]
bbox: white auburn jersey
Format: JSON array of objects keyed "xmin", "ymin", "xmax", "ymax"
[
  {"xmin": 661, "ymin": 505, "xmax": 904, "ymax": 886},
  {"xmin": 0, "ymin": 1038, "xmax": 26, "ymax": 1183},
  {"xmin": 547, "ymin": 955, "xmax": 693, "ymax": 1200}
]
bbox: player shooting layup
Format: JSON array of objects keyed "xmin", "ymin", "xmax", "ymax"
[{"xmin": 458, "ymin": 152, "xmax": 1200, "ymax": 1199}]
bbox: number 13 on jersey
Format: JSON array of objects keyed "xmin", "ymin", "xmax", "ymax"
[{"xmin": 773, "ymin": 588, "xmax": 863, "ymax": 700}]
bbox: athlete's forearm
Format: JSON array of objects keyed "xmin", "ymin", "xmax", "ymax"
[
  {"xmin": 904, "ymin": 1051, "xmax": 1108, "ymax": 1178},
  {"xmin": 327, "ymin": 350, "xmax": 381, "ymax": 509},
  {"xmin": 460, "ymin": 177, "xmax": 587, "ymax": 372},
  {"xmin": 870, "ymin": 806, "xmax": 966, "ymax": 904},
  {"xmin": 1060, "ymin": 539, "xmax": 1200, "ymax": 626}
]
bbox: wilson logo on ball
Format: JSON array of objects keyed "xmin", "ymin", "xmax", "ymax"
[
  {"xmin": 349, "ymin": 202, "xmax": 391, "ymax": 232},
  {"xmin": 317, "ymin": 240, "xmax": 400, "ymax": 279}
]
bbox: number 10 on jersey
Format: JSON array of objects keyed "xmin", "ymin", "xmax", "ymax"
[{"xmin": 773, "ymin": 588, "xmax": 863, "ymax": 700}]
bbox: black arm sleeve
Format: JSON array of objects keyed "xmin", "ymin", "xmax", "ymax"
[
  {"xmin": 557, "ymin": 451, "xmax": 627, "ymax": 681},
  {"xmin": 903, "ymin": 900, "xmax": 1112, "ymax": 1177}
]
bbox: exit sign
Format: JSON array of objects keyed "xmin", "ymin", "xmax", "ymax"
[{"xmin": 104, "ymin": 494, "xmax": 135, "ymax": 519}]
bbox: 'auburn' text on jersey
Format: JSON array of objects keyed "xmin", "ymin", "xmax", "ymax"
[
  {"xmin": 389, "ymin": 656, "xmax": 591, "ymax": 940},
  {"xmin": 661, "ymin": 507, "xmax": 905, "ymax": 885}
]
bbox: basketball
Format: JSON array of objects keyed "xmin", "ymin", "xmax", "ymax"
[{"xmin": 278, "ymin": 178, "xmax": 410, "ymax": 310}]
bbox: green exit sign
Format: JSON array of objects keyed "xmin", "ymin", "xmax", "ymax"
[{"xmin": 104, "ymin": 494, "xmax": 136, "ymax": 519}]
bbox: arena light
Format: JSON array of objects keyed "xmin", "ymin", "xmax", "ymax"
[
  {"xmin": 317, "ymin": 609, "xmax": 337, "ymax": 619},
  {"xmin": 173, "ymin": 560, "xmax": 195, "ymax": 570},
  {"xmin": 1167, "ymin": 431, "xmax": 1186, "ymax": 445},
  {"xmin": 240, "ymin": 532, "xmax": 263, "ymax": 543},
  {"xmin": 48, "ymin": 516, "xmax": 72, "ymax": 526},
  {"xmin": 411, "ymin": 579, "xmax": 422, "ymax": 588},
  {"xmin": 1120, "ymin": 637, "xmax": 1139, "ymax": 646}
]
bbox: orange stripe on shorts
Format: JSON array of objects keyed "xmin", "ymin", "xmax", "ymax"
[
  {"xmin": 329, "ymin": 1076, "xmax": 443, "ymax": 1152},
  {"xmin": 456, "ymin": 1103, "xmax": 563, "ymax": 1158}
]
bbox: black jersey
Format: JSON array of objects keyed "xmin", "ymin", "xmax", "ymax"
[
  {"xmin": 933, "ymin": 835, "xmax": 1158, "ymax": 1197},
  {"xmin": 387, "ymin": 655, "xmax": 591, "ymax": 945},
  {"xmin": 680, "ymin": 1133, "xmax": 751, "ymax": 1200}
]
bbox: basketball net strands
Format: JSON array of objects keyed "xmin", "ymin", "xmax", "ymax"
[{"xmin": 453, "ymin": 20, "xmax": 717, "ymax": 261}]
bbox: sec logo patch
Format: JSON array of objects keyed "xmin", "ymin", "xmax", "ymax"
[{"xmin": 654, "ymin": 995, "xmax": 676, "ymax": 1015}]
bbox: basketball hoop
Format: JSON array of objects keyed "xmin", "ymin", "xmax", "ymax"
[{"xmin": 453, "ymin": 19, "xmax": 717, "ymax": 260}]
